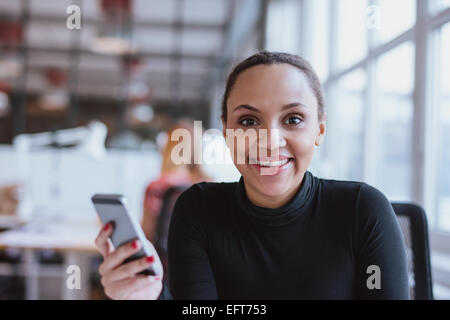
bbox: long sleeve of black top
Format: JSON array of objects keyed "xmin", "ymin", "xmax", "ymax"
[{"xmin": 161, "ymin": 171, "xmax": 409, "ymax": 300}]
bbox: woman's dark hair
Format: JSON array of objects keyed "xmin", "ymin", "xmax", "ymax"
[{"xmin": 221, "ymin": 51, "xmax": 325, "ymax": 122}]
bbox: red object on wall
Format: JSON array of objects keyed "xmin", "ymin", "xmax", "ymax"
[
  {"xmin": 101, "ymin": 0, "xmax": 132, "ymax": 17},
  {"xmin": 45, "ymin": 68, "xmax": 67, "ymax": 87},
  {"xmin": 0, "ymin": 81, "xmax": 10, "ymax": 93},
  {"xmin": 122, "ymin": 54, "xmax": 145, "ymax": 75},
  {"xmin": 0, "ymin": 21, "xmax": 23, "ymax": 47}
]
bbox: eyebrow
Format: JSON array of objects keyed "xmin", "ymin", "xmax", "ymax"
[{"xmin": 232, "ymin": 102, "xmax": 308, "ymax": 113}]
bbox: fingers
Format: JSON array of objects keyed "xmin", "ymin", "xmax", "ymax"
[
  {"xmin": 97, "ymin": 236, "xmax": 163, "ymax": 300},
  {"xmin": 102, "ymin": 255, "xmax": 156, "ymax": 283},
  {"xmin": 95, "ymin": 222, "xmax": 114, "ymax": 257},
  {"xmin": 105, "ymin": 274, "xmax": 161, "ymax": 300},
  {"xmin": 99, "ymin": 239, "xmax": 141, "ymax": 276}
]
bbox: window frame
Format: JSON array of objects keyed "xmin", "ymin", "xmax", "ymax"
[{"xmin": 296, "ymin": 0, "xmax": 450, "ymax": 242}]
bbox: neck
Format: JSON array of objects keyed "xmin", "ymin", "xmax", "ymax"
[{"xmin": 243, "ymin": 173, "xmax": 305, "ymax": 209}]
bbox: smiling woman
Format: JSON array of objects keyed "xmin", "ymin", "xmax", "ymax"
[
  {"xmin": 95, "ymin": 51, "xmax": 410, "ymax": 300},
  {"xmin": 221, "ymin": 53, "xmax": 326, "ymax": 208}
]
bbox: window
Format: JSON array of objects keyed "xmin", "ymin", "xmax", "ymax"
[
  {"xmin": 265, "ymin": 0, "xmax": 450, "ymax": 299},
  {"xmin": 375, "ymin": 42, "xmax": 415, "ymax": 200},
  {"xmin": 308, "ymin": 0, "xmax": 329, "ymax": 82},
  {"xmin": 373, "ymin": 0, "xmax": 416, "ymax": 46},
  {"xmin": 336, "ymin": 0, "xmax": 368, "ymax": 70},
  {"xmin": 430, "ymin": 0, "xmax": 450, "ymax": 14},
  {"xmin": 331, "ymin": 69, "xmax": 366, "ymax": 181},
  {"xmin": 266, "ymin": 0, "xmax": 450, "ymax": 234},
  {"xmin": 265, "ymin": 0, "xmax": 301, "ymax": 54},
  {"xmin": 437, "ymin": 22, "xmax": 450, "ymax": 231}
]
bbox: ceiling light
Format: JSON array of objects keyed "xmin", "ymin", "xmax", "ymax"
[
  {"xmin": 92, "ymin": 36, "xmax": 134, "ymax": 55},
  {"xmin": 131, "ymin": 103, "xmax": 154, "ymax": 123},
  {"xmin": 38, "ymin": 90, "xmax": 69, "ymax": 111},
  {"xmin": 0, "ymin": 57, "xmax": 22, "ymax": 78}
]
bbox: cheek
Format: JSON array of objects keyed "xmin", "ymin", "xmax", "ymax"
[{"xmin": 287, "ymin": 131, "xmax": 317, "ymax": 158}]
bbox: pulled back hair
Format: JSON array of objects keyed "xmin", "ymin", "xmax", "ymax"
[{"xmin": 221, "ymin": 51, "xmax": 325, "ymax": 122}]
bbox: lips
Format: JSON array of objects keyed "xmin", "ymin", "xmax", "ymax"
[
  {"xmin": 249, "ymin": 155, "xmax": 294, "ymax": 167},
  {"xmin": 251, "ymin": 158, "xmax": 293, "ymax": 176},
  {"xmin": 255, "ymin": 158, "xmax": 289, "ymax": 167}
]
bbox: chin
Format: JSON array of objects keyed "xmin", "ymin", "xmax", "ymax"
[
  {"xmin": 240, "ymin": 167, "xmax": 296, "ymax": 198},
  {"xmin": 256, "ymin": 181, "xmax": 290, "ymax": 198},
  {"xmin": 238, "ymin": 157, "xmax": 306, "ymax": 198}
]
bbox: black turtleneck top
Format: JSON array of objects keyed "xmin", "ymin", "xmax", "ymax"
[{"xmin": 158, "ymin": 171, "xmax": 409, "ymax": 300}]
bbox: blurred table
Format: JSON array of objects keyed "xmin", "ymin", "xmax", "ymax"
[{"xmin": 0, "ymin": 216, "xmax": 101, "ymax": 300}]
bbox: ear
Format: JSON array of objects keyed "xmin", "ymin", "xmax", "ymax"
[{"xmin": 315, "ymin": 112, "xmax": 326, "ymax": 147}]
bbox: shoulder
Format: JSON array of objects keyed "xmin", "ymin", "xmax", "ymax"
[
  {"xmin": 316, "ymin": 177, "xmax": 401, "ymax": 248},
  {"xmin": 356, "ymin": 182, "xmax": 393, "ymax": 211},
  {"xmin": 317, "ymin": 176, "xmax": 365, "ymax": 197},
  {"xmin": 324, "ymin": 179, "xmax": 398, "ymax": 232},
  {"xmin": 317, "ymin": 176, "xmax": 390, "ymax": 207},
  {"xmin": 315, "ymin": 176, "xmax": 396, "ymax": 224},
  {"xmin": 356, "ymin": 183, "xmax": 398, "ymax": 231},
  {"xmin": 315, "ymin": 176, "xmax": 367, "ymax": 214}
]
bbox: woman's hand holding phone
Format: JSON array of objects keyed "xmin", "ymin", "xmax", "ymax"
[{"xmin": 95, "ymin": 222, "xmax": 164, "ymax": 300}]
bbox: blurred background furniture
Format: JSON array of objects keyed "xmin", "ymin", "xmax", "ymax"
[
  {"xmin": 392, "ymin": 202, "xmax": 433, "ymax": 300},
  {"xmin": 0, "ymin": 216, "xmax": 100, "ymax": 300},
  {"xmin": 154, "ymin": 185, "xmax": 189, "ymax": 284},
  {"xmin": 0, "ymin": 184, "xmax": 19, "ymax": 216},
  {"xmin": 0, "ymin": 184, "xmax": 26, "ymax": 232}
]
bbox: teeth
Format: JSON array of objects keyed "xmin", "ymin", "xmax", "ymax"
[{"xmin": 256, "ymin": 158, "xmax": 289, "ymax": 167}]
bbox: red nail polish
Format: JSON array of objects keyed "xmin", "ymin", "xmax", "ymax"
[
  {"xmin": 146, "ymin": 256, "xmax": 154, "ymax": 263},
  {"xmin": 131, "ymin": 240, "xmax": 139, "ymax": 249},
  {"xmin": 103, "ymin": 223, "xmax": 110, "ymax": 231}
]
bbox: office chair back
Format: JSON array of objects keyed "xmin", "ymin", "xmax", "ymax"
[
  {"xmin": 155, "ymin": 185, "xmax": 189, "ymax": 272},
  {"xmin": 154, "ymin": 185, "xmax": 189, "ymax": 285},
  {"xmin": 391, "ymin": 202, "xmax": 433, "ymax": 300}
]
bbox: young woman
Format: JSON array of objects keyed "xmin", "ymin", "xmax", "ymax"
[{"xmin": 95, "ymin": 51, "xmax": 409, "ymax": 300}]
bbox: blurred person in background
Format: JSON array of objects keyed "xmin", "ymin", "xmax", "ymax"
[{"xmin": 141, "ymin": 120, "xmax": 209, "ymax": 243}]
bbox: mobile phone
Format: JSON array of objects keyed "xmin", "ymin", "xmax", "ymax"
[{"xmin": 91, "ymin": 193, "xmax": 160, "ymax": 276}]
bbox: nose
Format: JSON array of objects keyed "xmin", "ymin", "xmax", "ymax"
[{"xmin": 257, "ymin": 128, "xmax": 286, "ymax": 156}]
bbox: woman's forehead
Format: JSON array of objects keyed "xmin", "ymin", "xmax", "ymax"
[{"xmin": 227, "ymin": 64, "xmax": 317, "ymax": 111}]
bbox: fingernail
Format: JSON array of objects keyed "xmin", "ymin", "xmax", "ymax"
[
  {"xmin": 146, "ymin": 256, "xmax": 154, "ymax": 263},
  {"xmin": 131, "ymin": 240, "xmax": 139, "ymax": 249},
  {"xmin": 103, "ymin": 223, "xmax": 110, "ymax": 231},
  {"xmin": 154, "ymin": 275, "xmax": 161, "ymax": 280}
]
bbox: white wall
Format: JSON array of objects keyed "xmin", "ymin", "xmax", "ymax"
[{"xmin": 0, "ymin": 145, "xmax": 161, "ymax": 221}]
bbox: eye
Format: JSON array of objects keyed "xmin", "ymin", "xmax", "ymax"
[
  {"xmin": 284, "ymin": 116, "xmax": 303, "ymax": 126},
  {"xmin": 239, "ymin": 118, "xmax": 259, "ymax": 127}
]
